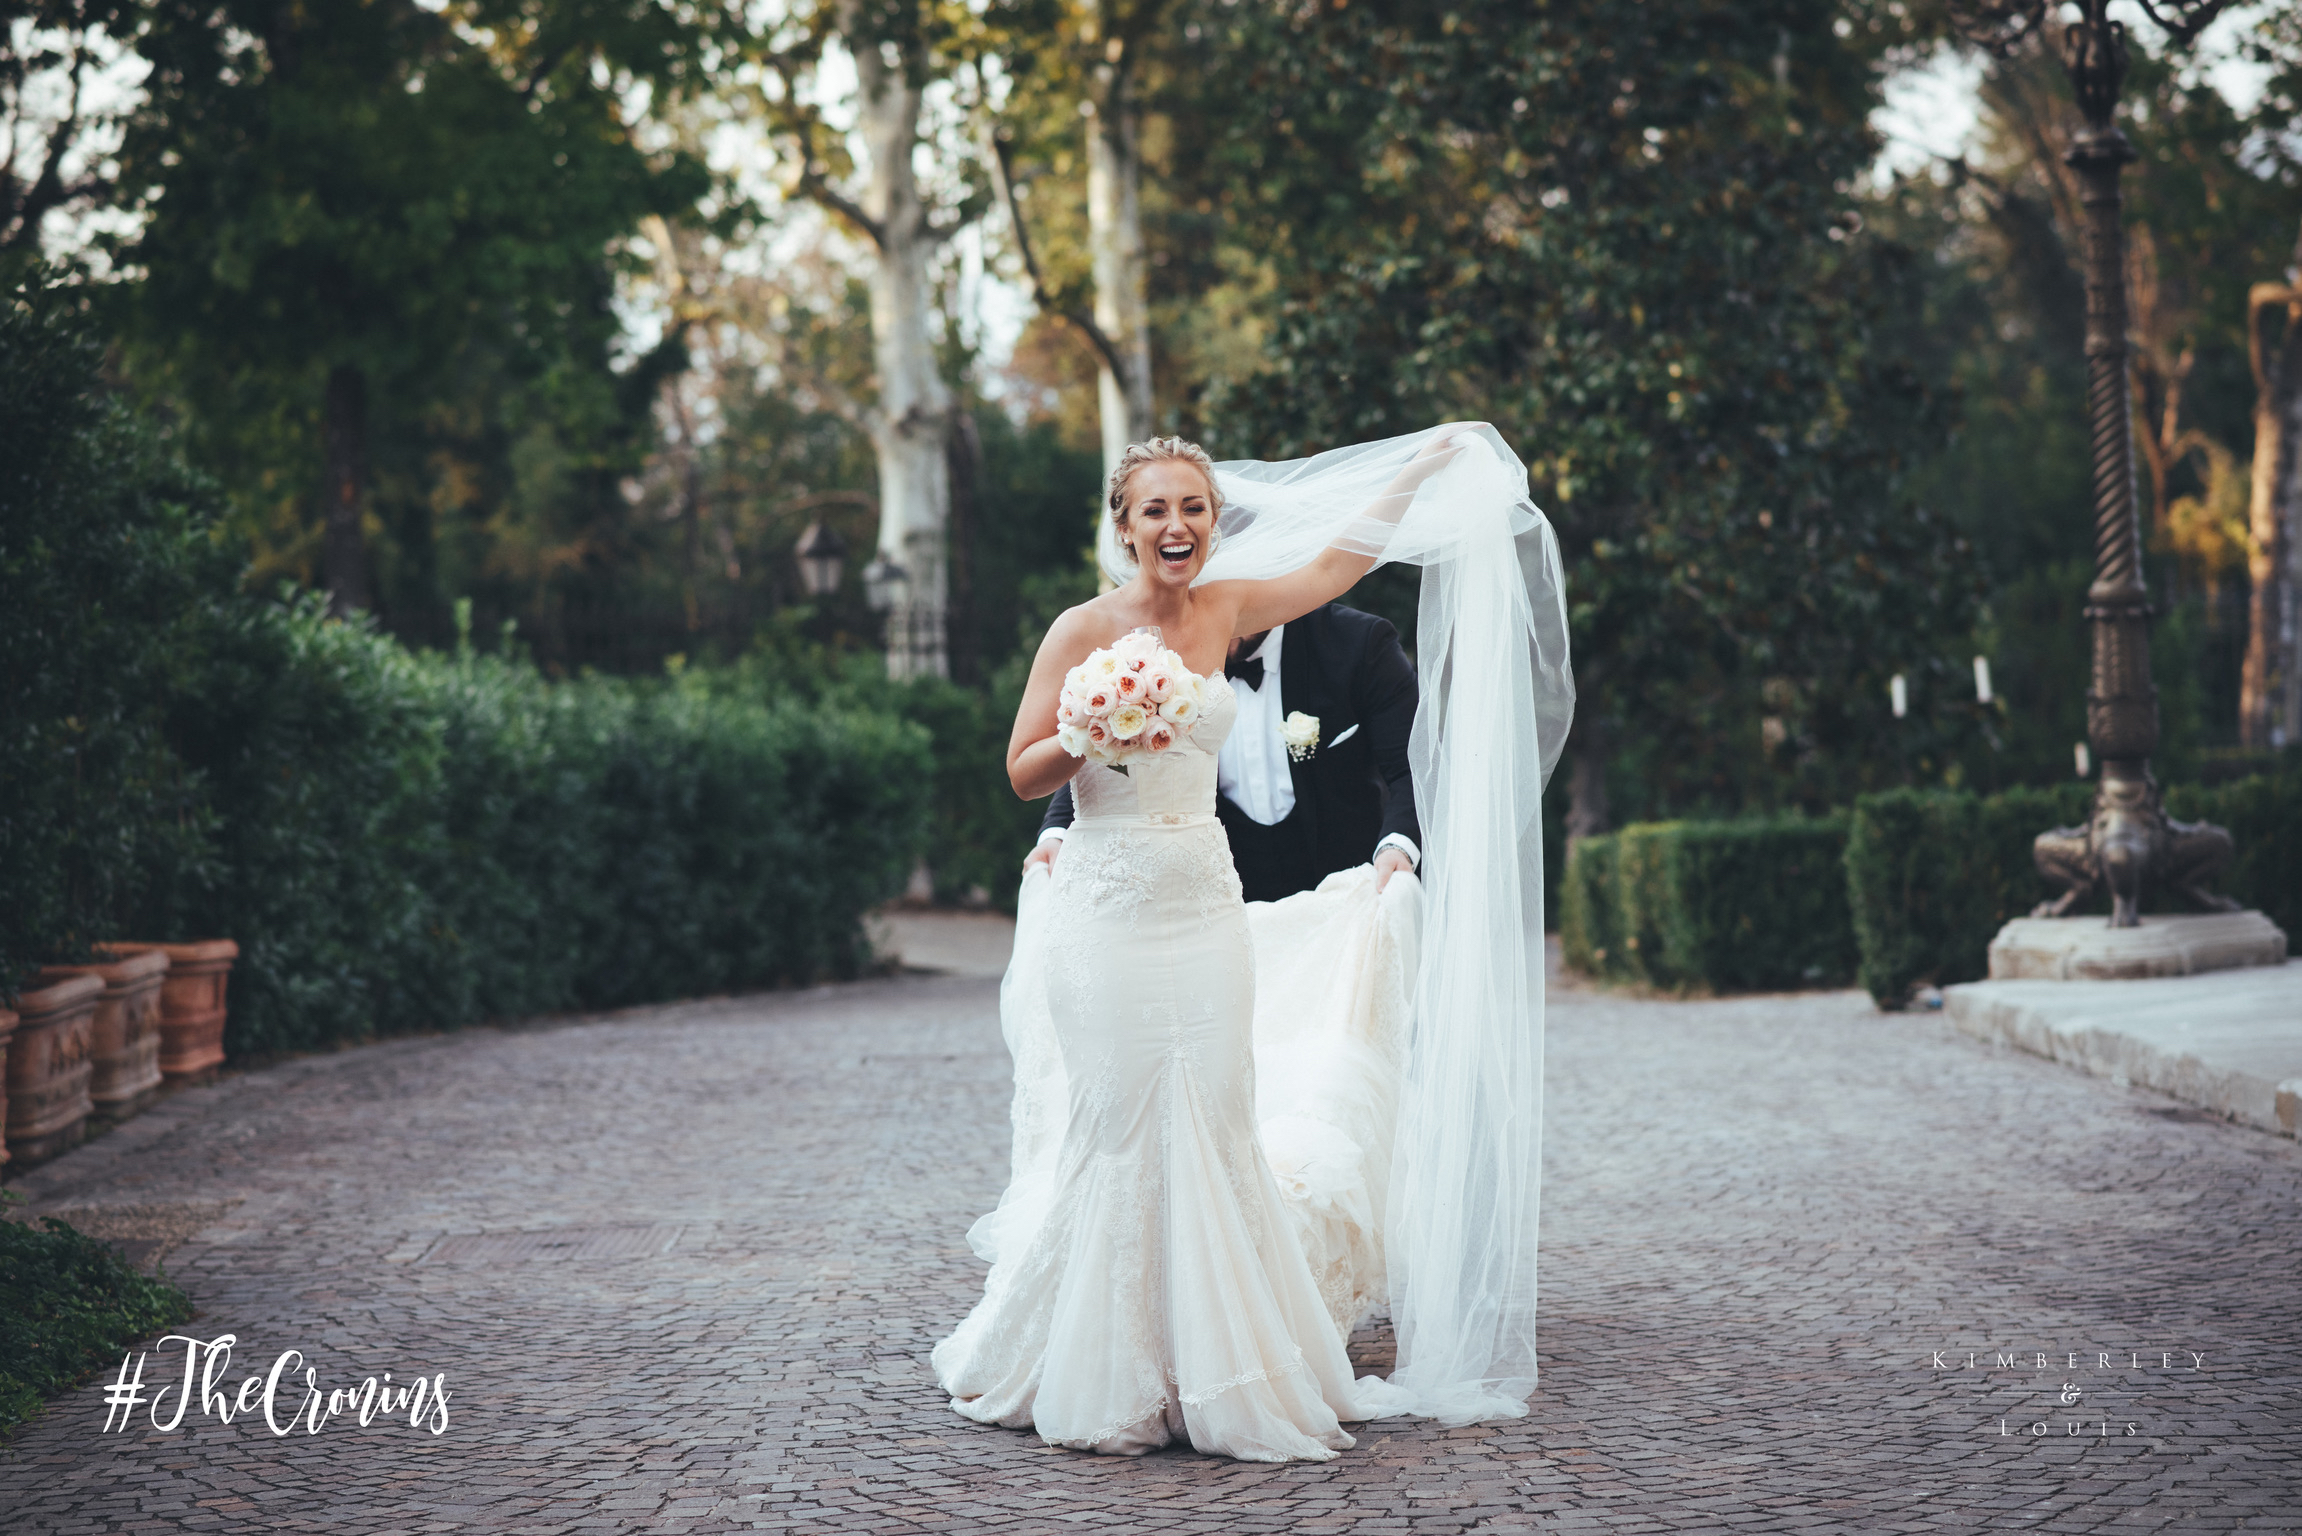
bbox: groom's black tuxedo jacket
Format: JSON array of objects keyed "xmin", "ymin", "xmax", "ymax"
[{"xmin": 1040, "ymin": 601, "xmax": 1421, "ymax": 904}]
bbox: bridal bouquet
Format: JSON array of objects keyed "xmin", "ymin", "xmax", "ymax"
[{"xmin": 1057, "ymin": 630, "xmax": 1208, "ymax": 769}]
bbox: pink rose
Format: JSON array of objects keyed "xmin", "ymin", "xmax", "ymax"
[
  {"xmin": 1145, "ymin": 722, "xmax": 1176, "ymax": 752},
  {"xmin": 1084, "ymin": 684, "xmax": 1114, "ymax": 714},
  {"xmin": 1086, "ymin": 718, "xmax": 1111, "ymax": 746},
  {"xmin": 1144, "ymin": 671, "xmax": 1173, "ymax": 702},
  {"xmin": 1114, "ymin": 671, "xmax": 1144, "ymax": 701}
]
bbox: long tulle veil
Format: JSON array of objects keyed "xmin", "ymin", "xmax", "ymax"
[{"xmin": 1095, "ymin": 422, "xmax": 1576, "ymax": 1423}]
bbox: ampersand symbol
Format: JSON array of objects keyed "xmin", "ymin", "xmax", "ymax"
[{"xmin": 2059, "ymin": 1382, "xmax": 2081, "ymax": 1406}]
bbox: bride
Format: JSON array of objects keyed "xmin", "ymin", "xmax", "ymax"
[{"xmin": 931, "ymin": 426, "xmax": 1573, "ymax": 1461}]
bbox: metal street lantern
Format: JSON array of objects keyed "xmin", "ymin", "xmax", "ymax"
[
  {"xmin": 794, "ymin": 521, "xmax": 849, "ymax": 598},
  {"xmin": 1949, "ymin": 0, "xmax": 2240, "ymax": 927},
  {"xmin": 861, "ymin": 555, "xmax": 909, "ymax": 614}
]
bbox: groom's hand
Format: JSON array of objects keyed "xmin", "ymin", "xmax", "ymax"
[
  {"xmin": 1373, "ymin": 846, "xmax": 1414, "ymax": 892},
  {"xmin": 1024, "ymin": 840, "xmax": 1061, "ymax": 875}
]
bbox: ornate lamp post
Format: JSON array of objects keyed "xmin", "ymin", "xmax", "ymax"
[{"xmin": 1951, "ymin": 0, "xmax": 2240, "ymax": 927}]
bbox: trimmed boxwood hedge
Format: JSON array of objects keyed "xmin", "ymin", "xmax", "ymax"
[
  {"xmin": 1564, "ymin": 771, "xmax": 2297, "ymax": 1005},
  {"xmin": 127, "ymin": 606, "xmax": 934, "ymax": 1057},
  {"xmin": 1848, "ymin": 773, "xmax": 2302, "ymax": 1008},
  {"xmin": 1561, "ymin": 817, "xmax": 1857, "ymax": 992}
]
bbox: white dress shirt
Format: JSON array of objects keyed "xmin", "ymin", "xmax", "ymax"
[{"xmin": 1216, "ymin": 628, "xmax": 1294, "ymax": 826}]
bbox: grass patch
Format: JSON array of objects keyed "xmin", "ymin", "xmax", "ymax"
[{"xmin": 0, "ymin": 1193, "xmax": 193, "ymax": 1440}]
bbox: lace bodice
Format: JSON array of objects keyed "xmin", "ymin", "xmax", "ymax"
[{"xmin": 1070, "ymin": 675, "xmax": 1240, "ymax": 823}]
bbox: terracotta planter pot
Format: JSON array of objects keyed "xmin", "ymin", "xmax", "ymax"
[
  {"xmin": 95, "ymin": 939, "xmax": 237, "ymax": 1081},
  {"xmin": 5, "ymin": 972, "xmax": 99, "ymax": 1168},
  {"xmin": 0, "ymin": 1008, "xmax": 16, "ymax": 1171},
  {"xmin": 38, "ymin": 947, "xmax": 168, "ymax": 1119}
]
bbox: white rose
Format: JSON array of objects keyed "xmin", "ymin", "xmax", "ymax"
[
  {"xmin": 1108, "ymin": 702, "xmax": 1150, "ymax": 741},
  {"xmin": 1087, "ymin": 650, "xmax": 1123, "ymax": 682},
  {"xmin": 1281, "ymin": 711, "xmax": 1321, "ymax": 761},
  {"xmin": 1056, "ymin": 723, "xmax": 1090, "ymax": 758},
  {"xmin": 1114, "ymin": 630, "xmax": 1161, "ymax": 664},
  {"xmin": 1161, "ymin": 691, "xmax": 1198, "ymax": 726}
]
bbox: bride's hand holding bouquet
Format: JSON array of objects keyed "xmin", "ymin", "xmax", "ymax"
[{"xmin": 1056, "ymin": 629, "xmax": 1209, "ymax": 771}]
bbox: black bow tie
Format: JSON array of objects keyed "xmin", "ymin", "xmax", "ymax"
[{"xmin": 1232, "ymin": 652, "xmax": 1266, "ymax": 692}]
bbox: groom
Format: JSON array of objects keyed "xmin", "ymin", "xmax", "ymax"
[{"xmin": 1027, "ymin": 601, "xmax": 1422, "ymax": 901}]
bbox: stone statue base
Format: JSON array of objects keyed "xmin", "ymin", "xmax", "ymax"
[{"xmin": 1987, "ymin": 911, "xmax": 2288, "ymax": 982}]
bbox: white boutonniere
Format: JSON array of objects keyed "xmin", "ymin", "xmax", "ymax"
[{"xmin": 1281, "ymin": 711, "xmax": 1321, "ymax": 762}]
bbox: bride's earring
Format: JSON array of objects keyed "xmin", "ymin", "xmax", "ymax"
[{"xmin": 1204, "ymin": 523, "xmax": 1223, "ymax": 562}]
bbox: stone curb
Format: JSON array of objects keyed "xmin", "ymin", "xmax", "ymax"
[{"xmin": 1943, "ymin": 962, "xmax": 2302, "ymax": 1138}]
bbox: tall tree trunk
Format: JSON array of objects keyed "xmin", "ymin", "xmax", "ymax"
[
  {"xmin": 847, "ymin": 4, "xmax": 953, "ymax": 680},
  {"xmin": 321, "ymin": 362, "xmax": 373, "ymax": 615},
  {"xmin": 2243, "ymin": 262, "xmax": 2302, "ymax": 748},
  {"xmin": 1086, "ymin": 22, "xmax": 1154, "ymax": 486}
]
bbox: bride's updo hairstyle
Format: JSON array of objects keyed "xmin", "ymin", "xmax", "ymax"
[{"xmin": 1107, "ymin": 437, "xmax": 1223, "ymax": 564}]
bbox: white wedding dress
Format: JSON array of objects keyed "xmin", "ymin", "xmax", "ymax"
[
  {"xmin": 930, "ymin": 675, "xmax": 1422, "ymax": 1461},
  {"xmin": 937, "ymin": 423, "xmax": 1577, "ymax": 1457}
]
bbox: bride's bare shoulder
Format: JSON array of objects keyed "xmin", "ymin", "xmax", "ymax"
[{"xmin": 1035, "ymin": 600, "xmax": 1121, "ymax": 662}]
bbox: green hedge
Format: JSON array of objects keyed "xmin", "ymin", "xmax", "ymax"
[
  {"xmin": 2165, "ymin": 774, "xmax": 2302, "ymax": 938},
  {"xmin": 1560, "ymin": 817, "xmax": 1856, "ymax": 992},
  {"xmin": 1849, "ymin": 775, "xmax": 2302, "ymax": 1008},
  {"xmin": 714, "ymin": 637, "xmax": 1047, "ymax": 913},
  {"xmin": 1559, "ymin": 832, "xmax": 1623, "ymax": 977},
  {"xmin": 129, "ymin": 607, "xmax": 933, "ymax": 1057},
  {"xmin": 5, "ymin": 288, "xmax": 933, "ymax": 1052},
  {"xmin": 0, "ymin": 290, "xmax": 233, "ymax": 983},
  {"xmin": 1843, "ymin": 785, "xmax": 2089, "ymax": 1008},
  {"xmin": 1, "ymin": 1201, "xmax": 193, "ymax": 1439}
]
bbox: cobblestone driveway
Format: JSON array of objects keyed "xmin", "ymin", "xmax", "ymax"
[{"xmin": 3, "ymin": 965, "xmax": 2296, "ymax": 1534}]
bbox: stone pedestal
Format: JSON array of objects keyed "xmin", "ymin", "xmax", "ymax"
[{"xmin": 1987, "ymin": 911, "xmax": 2287, "ymax": 982}]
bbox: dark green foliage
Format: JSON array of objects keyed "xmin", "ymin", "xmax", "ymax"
[
  {"xmin": 110, "ymin": 0, "xmax": 712, "ymax": 627},
  {"xmin": 1558, "ymin": 834, "xmax": 1622, "ymax": 980},
  {"xmin": 716, "ymin": 636, "xmax": 1049, "ymax": 914},
  {"xmin": 0, "ymin": 1203, "xmax": 194, "ymax": 1439},
  {"xmin": 1843, "ymin": 785, "xmax": 2089, "ymax": 1009},
  {"xmin": 1567, "ymin": 773, "xmax": 2299, "ymax": 1009},
  {"xmin": 875, "ymin": 677, "xmax": 1043, "ymax": 909},
  {"xmin": 0, "ymin": 286, "xmax": 234, "ymax": 992},
  {"xmin": 1560, "ymin": 818, "xmax": 1856, "ymax": 992},
  {"xmin": 2165, "ymin": 775, "xmax": 2302, "ymax": 943},
  {"xmin": 1845, "ymin": 776, "xmax": 2299, "ymax": 1008},
  {"xmin": 6, "ymin": 283, "xmax": 933, "ymax": 1052},
  {"xmin": 1177, "ymin": 0, "xmax": 1982, "ymax": 821},
  {"xmin": 135, "ymin": 609, "xmax": 933, "ymax": 1057},
  {"xmin": 131, "ymin": 596, "xmax": 445, "ymax": 1050}
]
